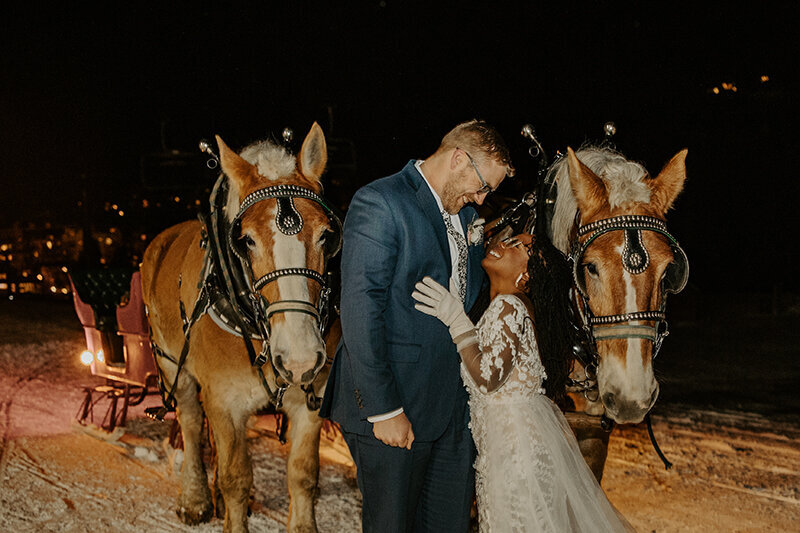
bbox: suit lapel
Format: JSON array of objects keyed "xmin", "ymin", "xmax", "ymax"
[{"xmin": 411, "ymin": 165, "xmax": 450, "ymax": 269}]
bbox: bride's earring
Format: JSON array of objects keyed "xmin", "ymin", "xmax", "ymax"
[{"xmin": 515, "ymin": 272, "xmax": 528, "ymax": 289}]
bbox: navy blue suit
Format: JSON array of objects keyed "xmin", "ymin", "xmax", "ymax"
[{"xmin": 320, "ymin": 161, "xmax": 484, "ymax": 532}]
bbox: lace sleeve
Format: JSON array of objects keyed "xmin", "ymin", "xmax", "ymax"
[{"xmin": 457, "ymin": 296, "xmax": 528, "ymax": 393}]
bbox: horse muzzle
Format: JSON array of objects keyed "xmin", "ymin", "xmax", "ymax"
[{"xmin": 601, "ymin": 383, "xmax": 659, "ymax": 424}]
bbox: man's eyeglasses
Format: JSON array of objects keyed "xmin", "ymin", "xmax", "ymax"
[{"xmin": 459, "ymin": 148, "xmax": 494, "ymax": 195}]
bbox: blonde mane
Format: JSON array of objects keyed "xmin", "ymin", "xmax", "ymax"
[
  {"xmin": 548, "ymin": 146, "xmax": 651, "ymax": 253},
  {"xmin": 225, "ymin": 140, "xmax": 297, "ymax": 222}
]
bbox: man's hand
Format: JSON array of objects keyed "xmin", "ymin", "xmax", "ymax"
[{"xmin": 372, "ymin": 412, "xmax": 415, "ymax": 449}]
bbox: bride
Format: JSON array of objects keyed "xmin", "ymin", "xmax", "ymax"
[{"xmin": 412, "ymin": 233, "xmax": 634, "ymax": 532}]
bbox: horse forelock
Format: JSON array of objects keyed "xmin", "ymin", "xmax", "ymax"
[
  {"xmin": 224, "ymin": 140, "xmax": 324, "ymax": 224},
  {"xmin": 549, "ymin": 146, "xmax": 651, "ymax": 253},
  {"xmin": 240, "ymin": 140, "xmax": 297, "ymax": 181}
]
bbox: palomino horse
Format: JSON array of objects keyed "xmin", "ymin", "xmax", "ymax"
[
  {"xmin": 141, "ymin": 123, "xmax": 341, "ymax": 533},
  {"xmin": 547, "ymin": 145, "xmax": 688, "ymax": 478}
]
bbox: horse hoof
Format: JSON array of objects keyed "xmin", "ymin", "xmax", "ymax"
[{"xmin": 177, "ymin": 503, "xmax": 213, "ymax": 525}]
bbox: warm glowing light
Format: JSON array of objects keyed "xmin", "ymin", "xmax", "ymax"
[
  {"xmin": 36, "ymin": 274, "xmax": 44, "ymax": 281},
  {"xmin": 761, "ymin": 75, "xmax": 769, "ymax": 82},
  {"xmin": 142, "ymin": 199, "xmax": 150, "ymax": 208},
  {"xmin": 97, "ymin": 350, "xmax": 105, "ymax": 363},
  {"xmin": 61, "ymin": 288, "xmax": 69, "ymax": 295},
  {"xmin": 104, "ymin": 237, "xmax": 113, "ymax": 245},
  {"xmin": 8, "ymin": 295, "xmax": 14, "ymax": 301},
  {"xmin": 50, "ymin": 286, "xmax": 57, "ymax": 293},
  {"xmin": 712, "ymin": 87, "xmax": 720, "ymax": 94},
  {"xmin": 0, "ymin": 283, "xmax": 7, "ymax": 290},
  {"xmin": 111, "ymin": 204, "xmax": 118, "ymax": 210},
  {"xmin": 0, "ymin": 244, "xmax": 7, "ymax": 251},
  {"xmin": 46, "ymin": 240, "xmax": 53, "ymax": 249},
  {"xmin": 140, "ymin": 234, "xmax": 147, "ymax": 241},
  {"xmin": 61, "ymin": 266, "xmax": 68, "ymax": 273},
  {"xmin": 195, "ymin": 199, "xmax": 201, "ymax": 206},
  {"xmin": 174, "ymin": 196, "xmax": 181, "ymax": 203},
  {"xmin": 80, "ymin": 350, "xmax": 94, "ymax": 366},
  {"xmin": 118, "ymin": 210, "xmax": 125, "ymax": 217}
]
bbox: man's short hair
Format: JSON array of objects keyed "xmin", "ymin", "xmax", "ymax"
[{"xmin": 440, "ymin": 119, "xmax": 515, "ymax": 177}]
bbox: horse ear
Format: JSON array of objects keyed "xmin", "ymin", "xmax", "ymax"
[
  {"xmin": 650, "ymin": 149, "xmax": 688, "ymax": 216},
  {"xmin": 216, "ymin": 135, "xmax": 257, "ymax": 191},
  {"xmin": 567, "ymin": 147, "xmax": 607, "ymax": 220},
  {"xmin": 298, "ymin": 122, "xmax": 328, "ymax": 182}
]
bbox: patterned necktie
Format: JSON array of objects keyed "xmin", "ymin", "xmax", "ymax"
[{"xmin": 442, "ymin": 210, "xmax": 468, "ymax": 303}]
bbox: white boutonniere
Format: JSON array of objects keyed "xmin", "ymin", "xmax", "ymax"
[{"xmin": 466, "ymin": 217, "xmax": 485, "ymax": 246}]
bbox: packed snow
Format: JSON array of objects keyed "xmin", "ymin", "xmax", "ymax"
[{"xmin": 1, "ymin": 298, "xmax": 798, "ymax": 532}]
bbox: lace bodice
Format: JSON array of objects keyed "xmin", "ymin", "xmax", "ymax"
[
  {"xmin": 461, "ymin": 293, "xmax": 546, "ymax": 401},
  {"xmin": 464, "ymin": 294, "xmax": 632, "ymax": 533}
]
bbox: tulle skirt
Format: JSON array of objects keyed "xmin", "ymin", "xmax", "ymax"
[{"xmin": 471, "ymin": 394, "xmax": 635, "ymax": 533}]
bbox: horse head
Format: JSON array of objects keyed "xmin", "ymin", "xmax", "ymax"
[
  {"xmin": 216, "ymin": 123, "xmax": 336, "ymax": 386},
  {"xmin": 552, "ymin": 146, "xmax": 687, "ymax": 423}
]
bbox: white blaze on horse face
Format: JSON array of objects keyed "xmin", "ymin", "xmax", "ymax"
[
  {"xmin": 267, "ymin": 207, "xmax": 325, "ymax": 381},
  {"xmin": 598, "ymin": 244, "xmax": 658, "ymax": 420}
]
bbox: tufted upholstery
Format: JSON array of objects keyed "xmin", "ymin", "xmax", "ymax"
[{"xmin": 69, "ymin": 267, "xmax": 137, "ymax": 332}]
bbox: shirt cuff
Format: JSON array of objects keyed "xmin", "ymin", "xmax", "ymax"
[{"xmin": 367, "ymin": 407, "xmax": 404, "ymax": 423}]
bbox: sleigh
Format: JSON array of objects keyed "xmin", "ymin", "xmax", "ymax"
[{"xmin": 70, "ymin": 267, "xmax": 159, "ymax": 431}]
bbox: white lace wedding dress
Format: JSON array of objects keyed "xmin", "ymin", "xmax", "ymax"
[{"xmin": 463, "ymin": 294, "xmax": 634, "ymax": 533}]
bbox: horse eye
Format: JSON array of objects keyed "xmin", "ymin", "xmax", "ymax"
[
  {"xmin": 584, "ymin": 263, "xmax": 599, "ymax": 277},
  {"xmin": 318, "ymin": 229, "xmax": 333, "ymax": 246},
  {"xmin": 240, "ymin": 234, "xmax": 256, "ymax": 248}
]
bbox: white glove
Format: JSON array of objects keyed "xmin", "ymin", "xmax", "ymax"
[{"xmin": 412, "ymin": 277, "xmax": 475, "ymax": 340}]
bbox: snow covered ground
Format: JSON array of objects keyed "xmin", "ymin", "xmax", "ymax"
[{"xmin": 1, "ymin": 298, "xmax": 799, "ymax": 532}]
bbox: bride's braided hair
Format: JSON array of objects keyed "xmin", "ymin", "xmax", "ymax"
[{"xmin": 521, "ymin": 237, "xmax": 572, "ymax": 407}]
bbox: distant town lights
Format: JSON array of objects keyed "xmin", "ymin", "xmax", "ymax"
[
  {"xmin": 46, "ymin": 240, "xmax": 53, "ymax": 249},
  {"xmin": 36, "ymin": 274, "xmax": 43, "ymax": 281},
  {"xmin": 761, "ymin": 75, "xmax": 769, "ymax": 82},
  {"xmin": 50, "ymin": 286, "xmax": 57, "ymax": 293}
]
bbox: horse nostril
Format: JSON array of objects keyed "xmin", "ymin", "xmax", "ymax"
[{"xmin": 602, "ymin": 392, "xmax": 616, "ymax": 410}]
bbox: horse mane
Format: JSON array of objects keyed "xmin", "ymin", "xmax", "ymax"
[
  {"xmin": 547, "ymin": 145, "xmax": 651, "ymax": 253},
  {"xmin": 224, "ymin": 140, "xmax": 298, "ymax": 222}
]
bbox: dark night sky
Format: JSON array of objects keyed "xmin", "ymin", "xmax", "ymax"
[{"xmin": 2, "ymin": 2, "xmax": 798, "ymax": 291}]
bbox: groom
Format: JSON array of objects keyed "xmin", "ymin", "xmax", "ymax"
[{"xmin": 320, "ymin": 120, "xmax": 513, "ymax": 532}]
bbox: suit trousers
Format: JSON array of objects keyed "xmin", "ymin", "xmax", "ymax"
[{"xmin": 343, "ymin": 400, "xmax": 476, "ymax": 533}]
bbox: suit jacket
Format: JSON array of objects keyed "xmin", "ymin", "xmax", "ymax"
[{"xmin": 319, "ymin": 160, "xmax": 485, "ymax": 441}]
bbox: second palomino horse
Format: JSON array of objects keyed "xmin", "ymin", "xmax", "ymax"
[
  {"xmin": 141, "ymin": 123, "xmax": 341, "ymax": 533},
  {"xmin": 548, "ymin": 145, "xmax": 689, "ymax": 478}
]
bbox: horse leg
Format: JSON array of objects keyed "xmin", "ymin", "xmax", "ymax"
[
  {"xmin": 173, "ymin": 374, "xmax": 213, "ymax": 524},
  {"xmin": 205, "ymin": 399, "xmax": 252, "ymax": 533},
  {"xmin": 284, "ymin": 389, "xmax": 323, "ymax": 533},
  {"xmin": 565, "ymin": 412, "xmax": 611, "ymax": 482}
]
